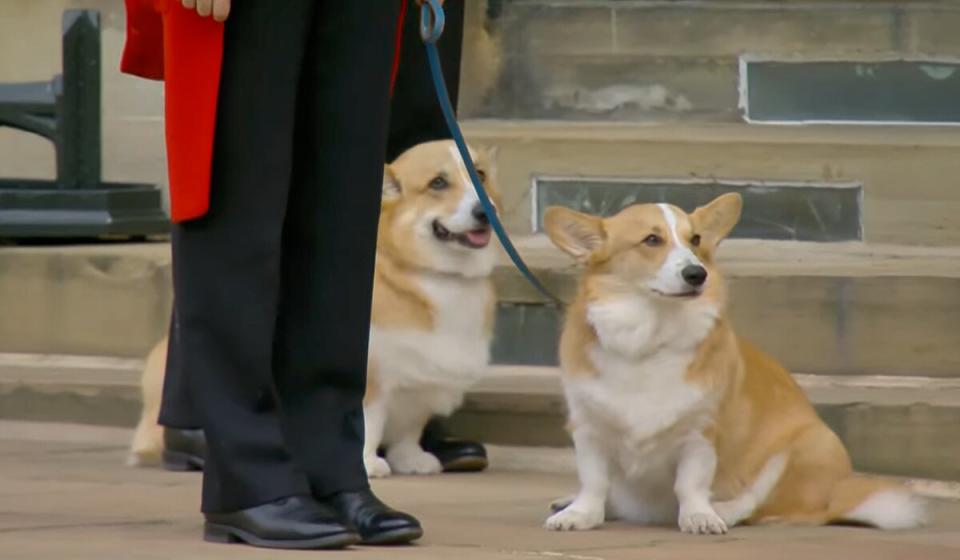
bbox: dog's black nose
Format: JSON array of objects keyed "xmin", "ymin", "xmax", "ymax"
[
  {"xmin": 682, "ymin": 265, "xmax": 708, "ymax": 287},
  {"xmin": 471, "ymin": 202, "xmax": 489, "ymax": 224}
]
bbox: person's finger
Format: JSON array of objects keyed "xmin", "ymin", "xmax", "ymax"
[
  {"xmin": 196, "ymin": 0, "xmax": 213, "ymax": 18},
  {"xmin": 212, "ymin": 0, "xmax": 231, "ymax": 22},
  {"xmin": 181, "ymin": 0, "xmax": 196, "ymax": 10}
]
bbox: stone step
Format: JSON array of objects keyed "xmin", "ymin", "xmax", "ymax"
[
  {"xmin": 1, "ymin": 353, "xmax": 958, "ymax": 481},
  {"xmin": 480, "ymin": 53, "xmax": 739, "ymax": 122},
  {"xmin": 0, "ymin": 242, "xmax": 172, "ymax": 358},
  {"xmin": 469, "ymin": 0, "xmax": 960, "ymax": 121},
  {"xmin": 462, "ymin": 119, "xmax": 960, "ymax": 246},
  {"xmin": 1, "ymin": 239, "xmax": 958, "ymax": 377},
  {"xmin": 0, "ymin": 353, "xmax": 142, "ymax": 427},
  {"xmin": 493, "ymin": 236, "xmax": 960, "ymax": 378}
]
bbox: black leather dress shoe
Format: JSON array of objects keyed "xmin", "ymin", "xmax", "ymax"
[
  {"xmin": 322, "ymin": 488, "xmax": 422, "ymax": 545},
  {"xmin": 204, "ymin": 495, "xmax": 360, "ymax": 550},
  {"xmin": 420, "ymin": 419, "xmax": 488, "ymax": 473},
  {"xmin": 162, "ymin": 428, "xmax": 206, "ymax": 472}
]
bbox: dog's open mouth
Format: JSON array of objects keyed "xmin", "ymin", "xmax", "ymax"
[{"xmin": 432, "ymin": 220, "xmax": 492, "ymax": 249}]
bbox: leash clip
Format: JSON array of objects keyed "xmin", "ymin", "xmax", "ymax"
[{"xmin": 419, "ymin": 0, "xmax": 445, "ymax": 44}]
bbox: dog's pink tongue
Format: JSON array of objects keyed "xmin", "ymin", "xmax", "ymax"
[{"xmin": 466, "ymin": 228, "xmax": 492, "ymax": 247}]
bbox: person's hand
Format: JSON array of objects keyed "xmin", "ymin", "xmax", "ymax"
[
  {"xmin": 181, "ymin": 0, "xmax": 231, "ymax": 22},
  {"xmin": 416, "ymin": 0, "xmax": 445, "ymax": 5}
]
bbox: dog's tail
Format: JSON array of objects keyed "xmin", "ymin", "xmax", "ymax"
[
  {"xmin": 826, "ymin": 474, "xmax": 927, "ymax": 530},
  {"xmin": 126, "ymin": 337, "xmax": 168, "ymax": 467}
]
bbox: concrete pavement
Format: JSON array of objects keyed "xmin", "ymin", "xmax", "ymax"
[{"xmin": 1, "ymin": 420, "xmax": 958, "ymax": 560}]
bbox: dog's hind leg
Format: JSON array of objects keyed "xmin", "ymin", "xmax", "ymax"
[
  {"xmin": 713, "ymin": 453, "xmax": 788, "ymax": 527},
  {"xmin": 127, "ymin": 337, "xmax": 168, "ymax": 467}
]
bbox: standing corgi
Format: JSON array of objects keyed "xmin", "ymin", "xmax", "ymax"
[
  {"xmin": 129, "ymin": 141, "xmax": 500, "ymax": 479},
  {"xmin": 542, "ymin": 194, "xmax": 926, "ymax": 534}
]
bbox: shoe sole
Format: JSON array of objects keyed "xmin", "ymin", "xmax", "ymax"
[
  {"xmin": 361, "ymin": 525, "xmax": 424, "ymax": 546},
  {"xmin": 442, "ymin": 456, "xmax": 488, "ymax": 473},
  {"xmin": 204, "ymin": 523, "xmax": 360, "ymax": 550},
  {"xmin": 162, "ymin": 450, "xmax": 205, "ymax": 472}
]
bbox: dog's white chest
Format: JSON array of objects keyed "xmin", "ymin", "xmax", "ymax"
[
  {"xmin": 568, "ymin": 351, "xmax": 712, "ymax": 482},
  {"xmin": 572, "ymin": 350, "xmax": 708, "ymax": 434},
  {"xmin": 565, "ymin": 296, "xmax": 719, "ymax": 478},
  {"xmin": 418, "ymin": 273, "xmax": 490, "ymax": 335},
  {"xmin": 370, "ymin": 273, "xmax": 491, "ymax": 391}
]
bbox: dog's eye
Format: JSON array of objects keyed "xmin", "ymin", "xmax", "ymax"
[
  {"xmin": 476, "ymin": 169, "xmax": 487, "ymax": 183},
  {"xmin": 690, "ymin": 234, "xmax": 701, "ymax": 247},
  {"xmin": 643, "ymin": 234, "xmax": 663, "ymax": 247},
  {"xmin": 429, "ymin": 176, "xmax": 449, "ymax": 191}
]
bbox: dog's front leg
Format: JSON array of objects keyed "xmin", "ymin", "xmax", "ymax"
[
  {"xmin": 545, "ymin": 428, "xmax": 610, "ymax": 531},
  {"xmin": 384, "ymin": 403, "xmax": 443, "ymax": 475},
  {"xmin": 674, "ymin": 432, "xmax": 727, "ymax": 534},
  {"xmin": 363, "ymin": 396, "xmax": 392, "ymax": 478}
]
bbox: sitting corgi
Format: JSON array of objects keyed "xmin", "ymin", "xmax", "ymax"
[
  {"xmin": 542, "ymin": 194, "xmax": 926, "ymax": 534},
  {"xmin": 364, "ymin": 140, "xmax": 500, "ymax": 477},
  {"xmin": 129, "ymin": 140, "xmax": 501, "ymax": 478}
]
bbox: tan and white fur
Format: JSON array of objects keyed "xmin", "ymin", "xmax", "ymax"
[
  {"xmin": 128, "ymin": 141, "xmax": 500, "ymax": 479},
  {"xmin": 128, "ymin": 337, "xmax": 167, "ymax": 466},
  {"xmin": 542, "ymin": 194, "xmax": 926, "ymax": 534},
  {"xmin": 364, "ymin": 140, "xmax": 500, "ymax": 477}
]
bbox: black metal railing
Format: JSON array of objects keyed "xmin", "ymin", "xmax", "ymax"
[{"xmin": 0, "ymin": 10, "xmax": 167, "ymax": 240}]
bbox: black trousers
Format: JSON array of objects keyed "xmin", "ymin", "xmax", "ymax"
[
  {"xmin": 163, "ymin": 2, "xmax": 465, "ymax": 427},
  {"xmin": 386, "ymin": 0, "xmax": 464, "ymax": 161},
  {"xmin": 161, "ymin": 0, "xmax": 400, "ymax": 513},
  {"xmin": 162, "ymin": 1, "xmax": 465, "ymax": 411}
]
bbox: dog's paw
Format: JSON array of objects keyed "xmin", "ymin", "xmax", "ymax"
[
  {"xmin": 364, "ymin": 455, "xmax": 392, "ymax": 478},
  {"xmin": 678, "ymin": 506, "xmax": 728, "ymax": 535},
  {"xmin": 544, "ymin": 507, "xmax": 604, "ymax": 531},
  {"xmin": 125, "ymin": 452, "xmax": 142, "ymax": 468},
  {"xmin": 387, "ymin": 449, "xmax": 443, "ymax": 475}
]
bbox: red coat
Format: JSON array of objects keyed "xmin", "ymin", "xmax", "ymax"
[{"xmin": 121, "ymin": 0, "xmax": 408, "ymax": 222}]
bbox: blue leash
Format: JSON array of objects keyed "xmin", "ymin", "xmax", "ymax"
[{"xmin": 419, "ymin": 0, "xmax": 562, "ymax": 306}]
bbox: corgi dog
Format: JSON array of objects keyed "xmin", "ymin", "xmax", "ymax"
[
  {"xmin": 542, "ymin": 194, "xmax": 926, "ymax": 534},
  {"xmin": 363, "ymin": 140, "xmax": 500, "ymax": 477},
  {"xmin": 128, "ymin": 140, "xmax": 500, "ymax": 479}
]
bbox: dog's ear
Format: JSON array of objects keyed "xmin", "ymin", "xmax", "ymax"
[
  {"xmin": 382, "ymin": 165, "xmax": 402, "ymax": 202},
  {"xmin": 691, "ymin": 193, "xmax": 742, "ymax": 248},
  {"xmin": 472, "ymin": 144, "xmax": 499, "ymax": 180},
  {"xmin": 543, "ymin": 206, "xmax": 607, "ymax": 261}
]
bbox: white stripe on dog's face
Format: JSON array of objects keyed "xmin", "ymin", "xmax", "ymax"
[
  {"xmin": 444, "ymin": 144, "xmax": 488, "ymax": 232},
  {"xmin": 648, "ymin": 204, "xmax": 704, "ymax": 296},
  {"xmin": 446, "ymin": 145, "xmax": 480, "ymax": 232}
]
